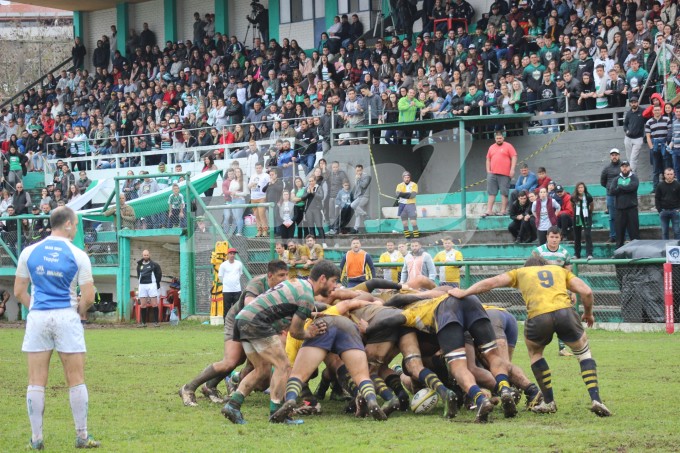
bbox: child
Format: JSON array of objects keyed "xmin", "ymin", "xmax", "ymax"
[
  {"xmin": 167, "ymin": 183, "xmax": 186, "ymax": 228},
  {"xmin": 332, "ymin": 179, "xmax": 353, "ymax": 234}
]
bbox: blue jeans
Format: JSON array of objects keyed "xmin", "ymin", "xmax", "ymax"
[
  {"xmin": 606, "ymin": 195, "xmax": 616, "ymax": 240},
  {"xmin": 659, "ymin": 209, "xmax": 680, "ymax": 239},
  {"xmin": 651, "ymin": 138, "xmax": 666, "ymax": 189},
  {"xmin": 539, "ymin": 111, "xmax": 558, "ymax": 133},
  {"xmin": 672, "ymin": 152, "xmax": 680, "ymax": 178},
  {"xmin": 301, "ymin": 153, "xmax": 316, "ymax": 175},
  {"xmin": 223, "ymin": 198, "xmax": 245, "ymax": 235}
]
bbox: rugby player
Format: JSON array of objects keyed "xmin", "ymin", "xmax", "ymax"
[
  {"xmin": 179, "ymin": 260, "xmax": 289, "ymax": 406},
  {"xmin": 450, "ymin": 255, "xmax": 612, "ymax": 417},
  {"xmin": 221, "ymin": 260, "xmax": 340, "ymax": 424},
  {"xmin": 273, "ymin": 298, "xmax": 389, "ymax": 422},
  {"xmin": 368, "ymin": 293, "xmax": 518, "ymax": 422},
  {"xmin": 15, "ymin": 207, "xmax": 101, "ymax": 449}
]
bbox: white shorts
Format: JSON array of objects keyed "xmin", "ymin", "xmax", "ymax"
[
  {"xmin": 22, "ymin": 308, "xmax": 86, "ymax": 353},
  {"xmin": 138, "ymin": 283, "xmax": 159, "ymax": 299}
]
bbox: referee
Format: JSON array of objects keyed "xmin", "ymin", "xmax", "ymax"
[
  {"xmin": 137, "ymin": 249, "xmax": 163, "ymax": 327},
  {"xmin": 14, "ymin": 206, "xmax": 101, "ymax": 449}
]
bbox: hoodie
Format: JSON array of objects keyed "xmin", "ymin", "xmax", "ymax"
[{"xmin": 643, "ymin": 93, "xmax": 666, "ymax": 119}]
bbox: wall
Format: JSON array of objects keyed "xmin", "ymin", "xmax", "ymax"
[
  {"xmin": 129, "ymin": 0, "xmax": 165, "ymax": 47},
  {"xmin": 82, "ymin": 7, "xmax": 116, "ymax": 72},
  {"xmin": 177, "ymin": 0, "xmax": 213, "ymax": 44},
  {"xmin": 128, "ymin": 238, "xmax": 180, "ymax": 295}
]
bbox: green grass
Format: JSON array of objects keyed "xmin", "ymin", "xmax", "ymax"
[{"xmin": 1, "ymin": 322, "xmax": 679, "ymax": 452}]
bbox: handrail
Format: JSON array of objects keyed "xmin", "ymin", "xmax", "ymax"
[
  {"xmin": 0, "ymin": 57, "xmax": 73, "ymax": 111},
  {"xmin": 287, "ymin": 258, "xmax": 666, "ymax": 268},
  {"xmin": 46, "ymin": 114, "xmax": 321, "ymax": 157}
]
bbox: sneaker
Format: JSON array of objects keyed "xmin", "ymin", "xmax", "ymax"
[
  {"xmin": 381, "ymin": 396, "xmax": 401, "ymax": 417},
  {"xmin": 221, "ymin": 404, "xmax": 246, "ymax": 424},
  {"xmin": 443, "ymin": 389, "xmax": 458, "ymax": 419},
  {"xmin": 328, "ymin": 229, "xmax": 336, "ymax": 235},
  {"xmin": 75, "ymin": 435, "xmax": 101, "ymax": 449},
  {"xmin": 590, "ymin": 400, "xmax": 612, "ymax": 417},
  {"xmin": 366, "ymin": 399, "xmax": 388, "ymax": 421},
  {"xmin": 154, "ymin": 323, "xmax": 160, "ymax": 327},
  {"xmin": 137, "ymin": 323, "xmax": 147, "ymax": 328},
  {"xmin": 558, "ymin": 348, "xmax": 574, "ymax": 357},
  {"xmin": 605, "ymin": 238, "xmax": 616, "ymax": 244},
  {"xmin": 269, "ymin": 400, "xmax": 298, "ymax": 423},
  {"xmin": 200, "ymin": 384, "xmax": 224, "ymax": 404},
  {"xmin": 474, "ymin": 398, "xmax": 495, "ymax": 423},
  {"xmin": 500, "ymin": 388, "xmax": 518, "ymax": 418},
  {"xmin": 178, "ymin": 385, "xmax": 198, "ymax": 407},
  {"xmin": 531, "ymin": 400, "xmax": 557, "ymax": 414},
  {"xmin": 29, "ymin": 438, "xmax": 44, "ymax": 450}
]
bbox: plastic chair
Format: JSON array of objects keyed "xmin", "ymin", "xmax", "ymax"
[
  {"xmin": 159, "ymin": 296, "xmax": 174, "ymax": 322},
  {"xmin": 433, "ymin": 18, "xmax": 453, "ymax": 32}
]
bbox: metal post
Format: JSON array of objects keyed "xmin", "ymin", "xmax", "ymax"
[
  {"xmin": 268, "ymin": 203, "xmax": 275, "ymax": 259},
  {"xmin": 459, "ymin": 120, "xmax": 467, "ymax": 223},
  {"xmin": 115, "ymin": 177, "xmax": 121, "ymax": 231},
  {"xmin": 116, "ymin": 236, "xmax": 130, "ymax": 321},
  {"xmin": 183, "ymin": 173, "xmax": 195, "ymax": 317}
]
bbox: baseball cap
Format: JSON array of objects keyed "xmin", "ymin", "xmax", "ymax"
[
  {"xmin": 184, "ymin": 67, "xmax": 190, "ymax": 72},
  {"xmin": 422, "ymin": 32, "xmax": 430, "ymax": 38},
  {"xmin": 630, "ymin": 96, "xmax": 639, "ymax": 102},
  {"xmin": 556, "ymin": 185, "xmax": 564, "ymax": 192},
  {"xmin": 31, "ymin": 204, "xmax": 39, "ymax": 210},
  {"xmin": 621, "ymin": 160, "xmax": 631, "ymax": 166},
  {"xmin": 609, "ymin": 148, "xmax": 620, "ymax": 154},
  {"xmin": 227, "ymin": 248, "xmax": 238, "ymax": 254},
  {"xmin": 555, "ymin": 75, "xmax": 564, "ymax": 81},
  {"xmin": 468, "ymin": 44, "xmax": 476, "ymax": 49}
]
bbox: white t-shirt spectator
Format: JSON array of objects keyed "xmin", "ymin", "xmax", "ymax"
[
  {"xmin": 218, "ymin": 260, "xmax": 243, "ymax": 292},
  {"xmin": 249, "ymin": 172, "xmax": 270, "ymax": 200}
]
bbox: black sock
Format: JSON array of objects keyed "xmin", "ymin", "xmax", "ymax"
[
  {"xmin": 152, "ymin": 306, "xmax": 159, "ymax": 323},
  {"xmin": 205, "ymin": 371, "xmax": 230, "ymax": 390},
  {"xmin": 140, "ymin": 307, "xmax": 147, "ymax": 324},
  {"xmin": 186, "ymin": 365, "xmax": 220, "ymax": 392}
]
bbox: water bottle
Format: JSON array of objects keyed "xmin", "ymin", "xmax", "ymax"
[
  {"xmin": 169, "ymin": 308, "xmax": 179, "ymax": 326},
  {"xmin": 421, "ymin": 208, "xmax": 427, "ymax": 218}
]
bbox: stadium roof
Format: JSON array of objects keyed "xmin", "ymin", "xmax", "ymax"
[
  {"xmin": 357, "ymin": 114, "xmax": 533, "ymax": 132},
  {"xmin": 12, "ymin": 0, "xmax": 149, "ymax": 13}
]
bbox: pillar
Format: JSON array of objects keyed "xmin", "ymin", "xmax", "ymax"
[
  {"xmin": 325, "ymin": 0, "xmax": 338, "ymax": 30},
  {"xmin": 73, "ymin": 11, "xmax": 84, "ymax": 40},
  {"xmin": 215, "ymin": 0, "xmax": 229, "ymax": 36},
  {"xmin": 164, "ymin": 0, "xmax": 177, "ymax": 43},
  {"xmin": 116, "ymin": 3, "xmax": 129, "ymax": 57},
  {"xmin": 269, "ymin": 0, "xmax": 279, "ymax": 42}
]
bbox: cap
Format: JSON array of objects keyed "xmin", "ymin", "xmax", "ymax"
[
  {"xmin": 610, "ymin": 148, "xmax": 620, "ymax": 154},
  {"xmin": 227, "ymin": 248, "xmax": 238, "ymax": 254},
  {"xmin": 169, "ymin": 118, "xmax": 176, "ymax": 123},
  {"xmin": 555, "ymin": 75, "xmax": 564, "ymax": 81},
  {"xmin": 468, "ymin": 44, "xmax": 476, "ymax": 49},
  {"xmin": 402, "ymin": 171, "xmax": 411, "ymax": 177},
  {"xmin": 184, "ymin": 67, "xmax": 190, "ymax": 72},
  {"xmin": 556, "ymin": 185, "xmax": 564, "ymax": 192},
  {"xmin": 422, "ymin": 32, "xmax": 430, "ymax": 38},
  {"xmin": 32, "ymin": 204, "xmax": 39, "ymax": 210},
  {"xmin": 630, "ymin": 96, "xmax": 639, "ymax": 102},
  {"xmin": 621, "ymin": 160, "xmax": 631, "ymax": 166},
  {"xmin": 195, "ymin": 216, "xmax": 206, "ymax": 222}
]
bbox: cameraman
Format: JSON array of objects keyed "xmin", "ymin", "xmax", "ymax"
[{"xmin": 246, "ymin": 1, "xmax": 269, "ymax": 43}]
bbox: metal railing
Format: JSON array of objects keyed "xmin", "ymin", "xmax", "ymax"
[{"xmin": 0, "ymin": 57, "xmax": 73, "ymax": 111}]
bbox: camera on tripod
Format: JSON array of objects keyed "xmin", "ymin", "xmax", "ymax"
[{"xmin": 247, "ymin": 1, "xmax": 265, "ymax": 22}]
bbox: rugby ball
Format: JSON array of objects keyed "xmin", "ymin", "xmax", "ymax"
[{"xmin": 410, "ymin": 388, "xmax": 439, "ymax": 414}]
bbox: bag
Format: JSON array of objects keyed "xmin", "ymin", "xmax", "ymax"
[{"xmin": 169, "ymin": 308, "xmax": 179, "ymax": 325}]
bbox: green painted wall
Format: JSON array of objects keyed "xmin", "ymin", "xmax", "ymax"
[
  {"xmin": 73, "ymin": 11, "xmax": 84, "ymax": 40},
  {"xmin": 325, "ymin": 0, "xmax": 338, "ymax": 30},
  {"xmin": 215, "ymin": 0, "xmax": 229, "ymax": 36},
  {"xmin": 164, "ymin": 0, "xmax": 177, "ymax": 43},
  {"xmin": 116, "ymin": 3, "xmax": 129, "ymax": 57},
  {"xmin": 269, "ymin": 0, "xmax": 279, "ymax": 42}
]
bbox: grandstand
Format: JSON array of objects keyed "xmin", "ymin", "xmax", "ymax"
[{"xmin": 1, "ymin": 0, "xmax": 677, "ymax": 329}]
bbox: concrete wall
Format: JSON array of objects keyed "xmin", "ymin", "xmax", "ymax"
[
  {"xmin": 178, "ymin": 0, "xmax": 213, "ymax": 43},
  {"xmin": 128, "ymin": 238, "xmax": 179, "ymax": 296},
  {"xmin": 82, "ymin": 7, "xmax": 116, "ymax": 72},
  {"xmin": 129, "ymin": 0, "xmax": 165, "ymax": 47}
]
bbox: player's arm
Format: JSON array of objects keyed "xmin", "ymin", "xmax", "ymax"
[
  {"xmin": 14, "ymin": 276, "xmax": 31, "ymax": 309},
  {"xmin": 384, "ymin": 293, "xmax": 429, "ymax": 308},
  {"xmin": 289, "ymin": 313, "xmax": 327, "ymax": 340},
  {"xmin": 364, "ymin": 310, "xmax": 406, "ymax": 337},
  {"xmin": 567, "ymin": 276, "xmax": 595, "ymax": 327},
  {"xmin": 363, "ymin": 278, "xmax": 402, "ymax": 292},
  {"xmin": 78, "ymin": 282, "xmax": 96, "ymax": 317},
  {"xmin": 449, "ymin": 273, "xmax": 512, "ymax": 299},
  {"xmin": 333, "ymin": 298, "xmax": 375, "ymax": 315}
]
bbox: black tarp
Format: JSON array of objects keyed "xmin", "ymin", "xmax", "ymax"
[{"xmin": 614, "ymin": 240, "xmax": 680, "ymax": 322}]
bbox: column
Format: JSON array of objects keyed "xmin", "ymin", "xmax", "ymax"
[
  {"xmin": 215, "ymin": 0, "xmax": 229, "ymax": 36},
  {"xmin": 164, "ymin": 0, "xmax": 177, "ymax": 43},
  {"xmin": 116, "ymin": 3, "xmax": 129, "ymax": 57}
]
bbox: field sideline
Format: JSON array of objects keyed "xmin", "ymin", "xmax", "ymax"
[{"xmin": 1, "ymin": 323, "xmax": 679, "ymax": 452}]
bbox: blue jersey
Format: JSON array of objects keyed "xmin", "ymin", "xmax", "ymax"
[{"xmin": 16, "ymin": 236, "xmax": 93, "ymax": 310}]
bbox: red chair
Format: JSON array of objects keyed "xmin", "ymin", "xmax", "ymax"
[
  {"xmin": 433, "ymin": 18, "xmax": 453, "ymax": 32},
  {"xmin": 159, "ymin": 296, "xmax": 175, "ymax": 322}
]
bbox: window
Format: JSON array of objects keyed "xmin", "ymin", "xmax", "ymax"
[
  {"xmin": 280, "ymin": 0, "xmax": 327, "ymax": 23},
  {"xmin": 338, "ymin": 0, "xmax": 372, "ymax": 13}
]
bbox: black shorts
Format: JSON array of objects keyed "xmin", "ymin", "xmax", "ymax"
[
  {"xmin": 434, "ymin": 296, "xmax": 490, "ymax": 332},
  {"xmin": 524, "ymin": 308, "xmax": 584, "ymax": 347},
  {"xmin": 488, "ymin": 309, "xmax": 518, "ymax": 348},
  {"xmin": 302, "ymin": 316, "xmax": 364, "ymax": 355},
  {"xmin": 366, "ymin": 309, "xmax": 401, "ymax": 344},
  {"xmin": 233, "ymin": 318, "xmax": 277, "ymax": 342},
  {"xmin": 397, "ymin": 203, "xmax": 417, "ymax": 220}
]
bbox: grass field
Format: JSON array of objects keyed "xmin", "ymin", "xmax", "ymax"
[{"xmin": 1, "ymin": 322, "xmax": 679, "ymax": 452}]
